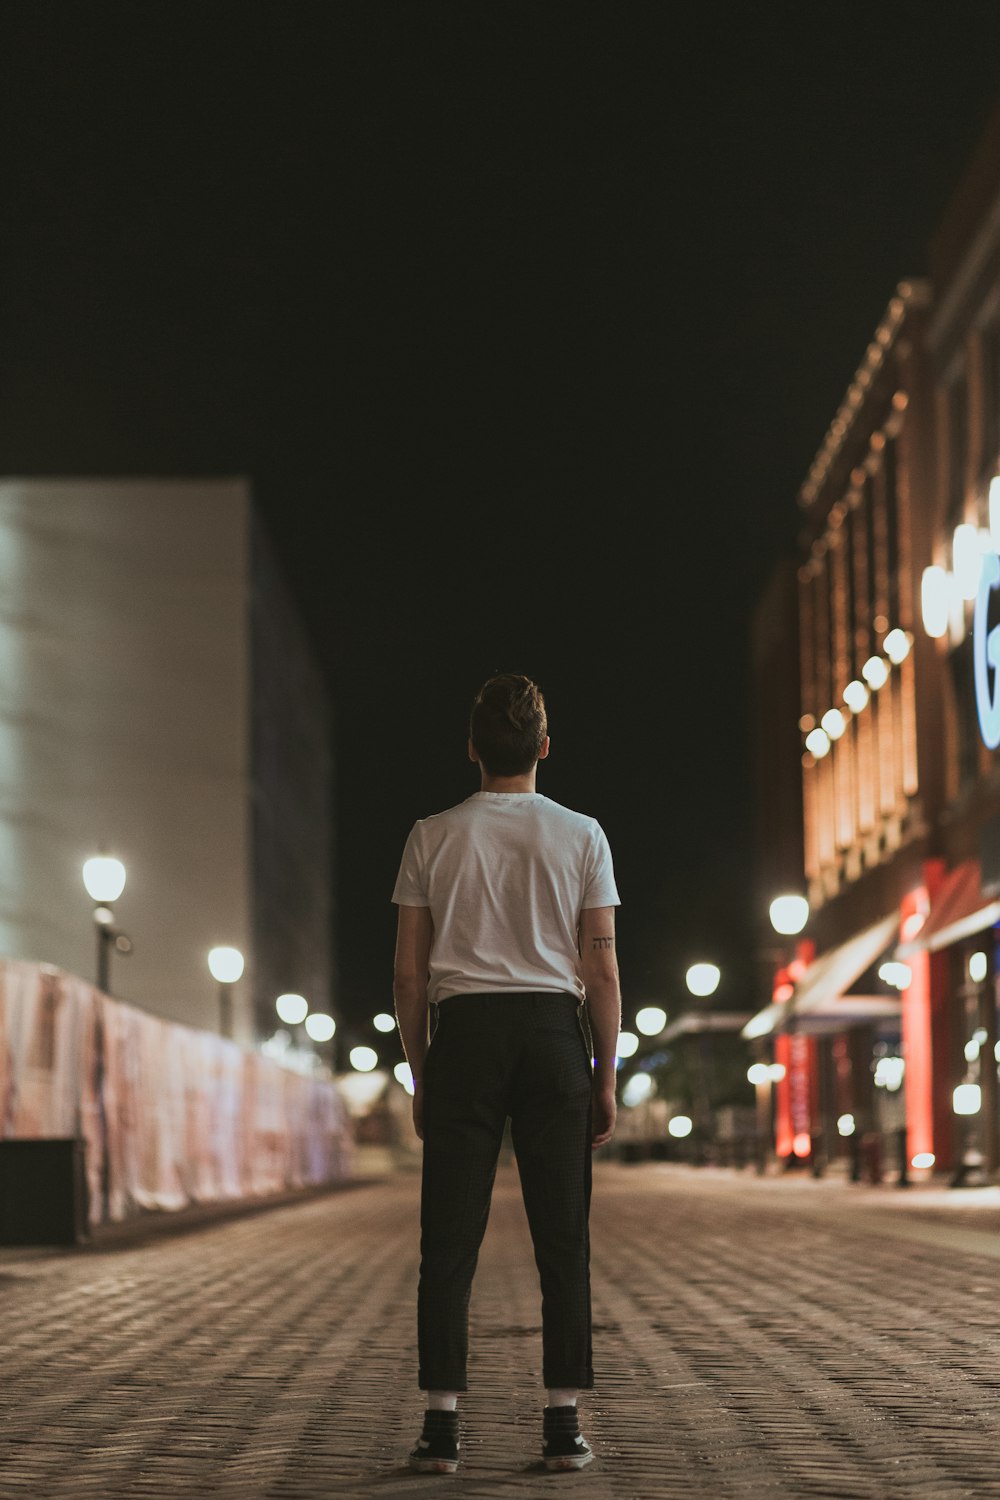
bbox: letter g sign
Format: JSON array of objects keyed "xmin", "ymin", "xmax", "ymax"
[{"xmin": 974, "ymin": 551, "xmax": 1000, "ymax": 749}]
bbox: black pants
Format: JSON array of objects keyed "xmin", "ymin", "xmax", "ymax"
[{"xmin": 417, "ymin": 991, "xmax": 594, "ymax": 1392}]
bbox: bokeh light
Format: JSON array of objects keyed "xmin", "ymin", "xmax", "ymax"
[
  {"xmin": 305, "ymin": 1012, "xmax": 336, "ymax": 1042},
  {"xmin": 685, "ymin": 962, "xmax": 720, "ymax": 997},
  {"xmin": 276, "ymin": 993, "xmax": 309, "ymax": 1025},
  {"xmin": 616, "ymin": 1030, "xmax": 639, "ymax": 1059}
]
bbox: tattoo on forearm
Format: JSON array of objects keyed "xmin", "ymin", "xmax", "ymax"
[{"xmin": 592, "ymin": 936, "xmax": 614, "ymax": 950}]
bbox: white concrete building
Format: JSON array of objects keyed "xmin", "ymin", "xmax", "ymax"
[{"xmin": 0, "ymin": 477, "xmax": 333, "ymax": 1044}]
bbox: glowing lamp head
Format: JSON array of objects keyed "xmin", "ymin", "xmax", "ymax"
[
  {"xmin": 208, "ymin": 946, "xmax": 245, "ymax": 984},
  {"xmin": 635, "ymin": 1005, "xmax": 667, "ymax": 1036},
  {"xmin": 394, "ymin": 1061, "xmax": 415, "ymax": 1095},
  {"xmin": 843, "ymin": 679, "xmax": 869, "ymax": 713},
  {"xmin": 685, "ymin": 962, "xmax": 720, "ymax": 997},
  {"xmin": 616, "ymin": 1030, "xmax": 639, "ymax": 1060},
  {"xmin": 920, "ymin": 565, "xmax": 951, "ymax": 638},
  {"xmin": 747, "ymin": 1063, "xmax": 771, "ymax": 1086},
  {"xmin": 275, "ymin": 992, "xmax": 309, "ymax": 1025},
  {"xmin": 804, "ymin": 727, "xmax": 831, "ymax": 758},
  {"xmin": 667, "ymin": 1115, "xmax": 693, "ymax": 1138},
  {"xmin": 372, "ymin": 1012, "xmax": 396, "ymax": 1033},
  {"xmin": 82, "ymin": 856, "xmax": 126, "ymax": 903},
  {"xmin": 304, "ymin": 1012, "xmax": 336, "ymax": 1042},
  {"xmin": 969, "ymin": 951, "xmax": 988, "ymax": 984},
  {"xmin": 861, "ymin": 655, "xmax": 889, "ymax": 691},
  {"xmin": 953, "ymin": 1083, "xmax": 982, "ymax": 1116},
  {"xmin": 820, "ymin": 708, "xmax": 846, "ymax": 740},
  {"xmin": 350, "ymin": 1045, "xmax": 379, "ymax": 1073},
  {"xmin": 883, "ymin": 628, "xmax": 911, "ymax": 665},
  {"xmin": 769, "ymin": 894, "xmax": 809, "ymax": 936}
]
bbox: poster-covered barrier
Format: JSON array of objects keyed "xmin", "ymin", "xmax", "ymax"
[{"xmin": 0, "ymin": 959, "xmax": 353, "ymax": 1226}]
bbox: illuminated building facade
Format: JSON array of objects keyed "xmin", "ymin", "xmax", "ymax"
[
  {"xmin": 0, "ymin": 478, "xmax": 333, "ymax": 1046},
  {"xmin": 747, "ymin": 284, "xmax": 944, "ymax": 1175},
  {"xmin": 747, "ymin": 101, "xmax": 1000, "ymax": 1182}
]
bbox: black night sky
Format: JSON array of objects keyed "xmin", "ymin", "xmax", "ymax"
[{"xmin": 4, "ymin": 4, "xmax": 1000, "ymax": 1047}]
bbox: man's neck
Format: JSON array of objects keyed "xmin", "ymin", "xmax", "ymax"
[{"xmin": 479, "ymin": 769, "xmax": 538, "ymax": 794}]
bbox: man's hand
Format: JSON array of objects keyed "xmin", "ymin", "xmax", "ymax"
[
  {"xmin": 412, "ymin": 1080, "xmax": 424, "ymax": 1141},
  {"xmin": 591, "ymin": 1081, "xmax": 617, "ymax": 1149}
]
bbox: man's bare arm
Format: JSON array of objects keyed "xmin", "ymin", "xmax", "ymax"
[
  {"xmin": 393, "ymin": 905, "xmax": 433, "ymax": 1136},
  {"xmin": 580, "ymin": 905, "xmax": 621, "ymax": 1148}
]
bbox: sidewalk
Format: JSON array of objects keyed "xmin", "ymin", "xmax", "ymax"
[
  {"xmin": 2, "ymin": 1161, "xmax": 1000, "ymax": 1498},
  {"xmin": 656, "ymin": 1158, "xmax": 1000, "ymax": 1255}
]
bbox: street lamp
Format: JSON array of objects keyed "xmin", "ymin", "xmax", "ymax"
[
  {"xmin": 747, "ymin": 1060, "xmax": 785, "ymax": 1174},
  {"xmin": 82, "ymin": 856, "xmax": 131, "ymax": 994},
  {"xmin": 207, "ymin": 946, "xmax": 244, "ymax": 1038}
]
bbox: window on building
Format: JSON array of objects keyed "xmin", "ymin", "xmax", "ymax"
[
  {"xmin": 884, "ymin": 438, "xmax": 899, "ymax": 627},
  {"xmin": 948, "ymin": 372, "xmax": 968, "ymax": 526}
]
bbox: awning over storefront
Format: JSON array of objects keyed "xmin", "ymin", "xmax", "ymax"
[
  {"xmin": 661, "ymin": 1012, "xmax": 752, "ymax": 1041},
  {"xmin": 742, "ymin": 911, "xmax": 901, "ymax": 1040},
  {"xmin": 896, "ymin": 859, "xmax": 1000, "ymax": 957}
]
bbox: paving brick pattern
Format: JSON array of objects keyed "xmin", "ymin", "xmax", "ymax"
[{"xmin": 3, "ymin": 1163, "xmax": 1000, "ymax": 1498}]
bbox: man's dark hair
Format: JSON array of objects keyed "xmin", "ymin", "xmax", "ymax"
[{"xmin": 469, "ymin": 674, "xmax": 548, "ymax": 777}]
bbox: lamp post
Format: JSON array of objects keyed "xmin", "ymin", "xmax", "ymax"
[
  {"xmin": 747, "ymin": 1060, "xmax": 785, "ymax": 1174},
  {"xmin": 764, "ymin": 893, "xmax": 813, "ymax": 1169},
  {"xmin": 82, "ymin": 856, "xmax": 129, "ymax": 994},
  {"xmin": 684, "ymin": 962, "xmax": 721, "ymax": 1158},
  {"xmin": 951, "ymin": 1081, "xmax": 990, "ymax": 1188},
  {"xmin": 208, "ymin": 946, "xmax": 244, "ymax": 1038}
]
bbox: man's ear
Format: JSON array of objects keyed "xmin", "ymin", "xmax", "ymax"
[
  {"xmin": 538, "ymin": 736, "xmax": 550, "ymax": 761},
  {"xmin": 468, "ymin": 737, "xmax": 480, "ymax": 764}
]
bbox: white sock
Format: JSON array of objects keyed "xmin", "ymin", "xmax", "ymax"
[
  {"xmin": 426, "ymin": 1391, "xmax": 460, "ymax": 1411},
  {"xmin": 547, "ymin": 1388, "xmax": 578, "ymax": 1407}
]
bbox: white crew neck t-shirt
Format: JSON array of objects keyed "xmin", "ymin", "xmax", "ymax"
[{"xmin": 391, "ymin": 791, "xmax": 620, "ymax": 1003}]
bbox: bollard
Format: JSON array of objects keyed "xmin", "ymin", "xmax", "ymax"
[
  {"xmin": 896, "ymin": 1127, "xmax": 910, "ymax": 1188},
  {"xmin": 861, "ymin": 1131, "xmax": 882, "ymax": 1185}
]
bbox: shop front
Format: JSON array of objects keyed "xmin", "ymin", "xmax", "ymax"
[
  {"xmin": 897, "ymin": 855, "xmax": 1000, "ymax": 1184},
  {"xmin": 743, "ymin": 913, "xmax": 906, "ymax": 1178}
]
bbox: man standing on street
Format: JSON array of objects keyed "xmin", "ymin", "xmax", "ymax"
[{"xmin": 392, "ymin": 673, "xmax": 621, "ymax": 1474}]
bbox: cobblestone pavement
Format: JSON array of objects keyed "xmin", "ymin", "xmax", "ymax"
[{"xmin": 3, "ymin": 1163, "xmax": 1000, "ymax": 1499}]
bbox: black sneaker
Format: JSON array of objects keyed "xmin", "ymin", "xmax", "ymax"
[
  {"xmin": 542, "ymin": 1405, "xmax": 593, "ymax": 1471},
  {"xmin": 409, "ymin": 1408, "xmax": 460, "ymax": 1474}
]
